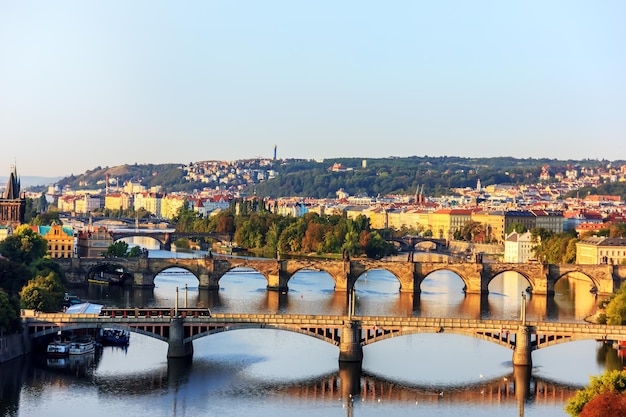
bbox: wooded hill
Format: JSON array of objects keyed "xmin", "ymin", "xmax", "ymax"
[{"xmin": 49, "ymin": 156, "xmax": 625, "ymax": 199}]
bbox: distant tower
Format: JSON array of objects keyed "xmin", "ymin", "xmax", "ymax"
[
  {"xmin": 476, "ymin": 179, "xmax": 482, "ymax": 192},
  {"xmin": 105, "ymin": 173, "xmax": 110, "ymax": 195},
  {"xmin": 362, "ymin": 160, "xmax": 367, "ymax": 169},
  {"xmin": 273, "ymin": 144, "xmax": 277, "ymax": 160},
  {"xmin": 0, "ymin": 164, "xmax": 26, "ymax": 228}
]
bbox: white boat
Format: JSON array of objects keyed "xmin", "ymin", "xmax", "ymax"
[
  {"xmin": 68, "ymin": 337, "xmax": 96, "ymax": 355},
  {"xmin": 46, "ymin": 338, "xmax": 71, "ymax": 357}
]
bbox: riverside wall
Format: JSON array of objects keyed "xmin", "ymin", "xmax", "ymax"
[
  {"xmin": 0, "ymin": 329, "xmax": 31, "ymax": 364},
  {"xmin": 448, "ymin": 241, "xmax": 504, "ymax": 256}
]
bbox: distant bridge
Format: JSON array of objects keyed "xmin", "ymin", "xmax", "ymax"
[
  {"xmin": 57, "ymin": 256, "xmax": 626, "ymax": 296},
  {"xmin": 24, "ymin": 309, "xmax": 626, "ymax": 366},
  {"xmin": 109, "ymin": 230, "xmax": 234, "ymax": 250},
  {"xmin": 388, "ymin": 236, "xmax": 448, "ymax": 252}
]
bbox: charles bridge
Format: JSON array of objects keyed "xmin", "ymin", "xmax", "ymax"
[{"xmin": 56, "ymin": 255, "xmax": 626, "ymax": 296}]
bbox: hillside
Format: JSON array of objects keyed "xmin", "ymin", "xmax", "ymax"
[{"xmin": 39, "ymin": 156, "xmax": 625, "ymax": 198}]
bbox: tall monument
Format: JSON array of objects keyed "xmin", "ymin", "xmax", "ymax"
[{"xmin": 0, "ymin": 165, "xmax": 26, "ymax": 229}]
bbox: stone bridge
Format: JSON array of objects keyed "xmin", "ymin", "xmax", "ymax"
[
  {"xmin": 389, "ymin": 236, "xmax": 448, "ymax": 252},
  {"xmin": 24, "ymin": 309, "xmax": 626, "ymax": 366},
  {"xmin": 110, "ymin": 231, "xmax": 233, "ymax": 250},
  {"xmin": 56, "ymin": 257, "xmax": 626, "ymax": 296}
]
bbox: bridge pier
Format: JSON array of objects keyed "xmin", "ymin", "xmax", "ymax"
[
  {"xmin": 512, "ymin": 325, "xmax": 533, "ymax": 367},
  {"xmin": 338, "ymin": 320, "xmax": 363, "ymax": 363},
  {"xmin": 167, "ymin": 318, "xmax": 193, "ymax": 359}
]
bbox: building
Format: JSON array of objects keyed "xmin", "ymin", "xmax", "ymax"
[
  {"xmin": 428, "ymin": 209, "xmax": 472, "ymax": 241},
  {"xmin": 503, "ymin": 231, "xmax": 535, "ymax": 263},
  {"xmin": 104, "ymin": 193, "xmax": 133, "ymax": 212},
  {"xmin": 77, "ymin": 227, "xmax": 114, "ymax": 257},
  {"xmin": 531, "ymin": 210, "xmax": 564, "ymax": 234},
  {"xmin": 576, "ymin": 237, "xmax": 626, "ymax": 265},
  {"xmin": 134, "ymin": 192, "xmax": 162, "ymax": 217},
  {"xmin": 161, "ymin": 195, "xmax": 186, "ymax": 219},
  {"xmin": 471, "ymin": 211, "xmax": 506, "ymax": 243},
  {"xmin": 32, "ymin": 224, "xmax": 75, "ymax": 259},
  {"xmin": 0, "ymin": 165, "xmax": 26, "ymax": 229}
]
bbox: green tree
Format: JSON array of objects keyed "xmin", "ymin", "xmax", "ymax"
[
  {"xmin": 128, "ymin": 245, "xmax": 143, "ymax": 257},
  {"xmin": 565, "ymin": 370, "xmax": 626, "ymax": 416},
  {"xmin": 0, "ymin": 258, "xmax": 32, "ymax": 294},
  {"xmin": 604, "ymin": 283, "xmax": 626, "ymax": 325},
  {"xmin": 0, "ymin": 224, "xmax": 48, "ymax": 265},
  {"xmin": 105, "ymin": 241, "xmax": 129, "ymax": 257},
  {"xmin": 506, "ymin": 222, "xmax": 528, "ymax": 234},
  {"xmin": 0, "ymin": 289, "xmax": 18, "ymax": 332},
  {"xmin": 19, "ymin": 272, "xmax": 64, "ymax": 312}
]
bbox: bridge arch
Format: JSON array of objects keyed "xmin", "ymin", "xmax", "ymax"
[
  {"xmin": 86, "ymin": 262, "xmax": 133, "ymax": 285},
  {"xmin": 487, "ymin": 269, "xmax": 533, "ymax": 293},
  {"xmin": 29, "ymin": 323, "xmax": 169, "ymax": 343},
  {"xmin": 151, "ymin": 265, "xmax": 201, "ymax": 285},
  {"xmin": 113, "ymin": 234, "xmax": 166, "ymax": 250},
  {"xmin": 354, "ymin": 269, "xmax": 402, "ymax": 293},
  {"xmin": 552, "ymin": 270, "xmax": 599, "ymax": 295},
  {"xmin": 418, "ymin": 267, "xmax": 471, "ymax": 294},
  {"xmin": 186, "ymin": 324, "xmax": 341, "ymax": 347},
  {"xmin": 360, "ymin": 327, "xmax": 515, "ymax": 350}
]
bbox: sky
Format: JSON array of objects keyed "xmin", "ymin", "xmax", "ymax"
[{"xmin": 1, "ymin": 1, "xmax": 625, "ymax": 177}]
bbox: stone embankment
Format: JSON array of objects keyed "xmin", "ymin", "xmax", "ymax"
[{"xmin": 0, "ymin": 330, "xmax": 31, "ymax": 363}]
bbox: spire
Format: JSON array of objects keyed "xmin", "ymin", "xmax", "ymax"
[{"xmin": 3, "ymin": 164, "xmax": 21, "ymax": 199}]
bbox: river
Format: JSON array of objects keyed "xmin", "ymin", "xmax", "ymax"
[{"xmin": 1, "ymin": 244, "xmax": 623, "ymax": 417}]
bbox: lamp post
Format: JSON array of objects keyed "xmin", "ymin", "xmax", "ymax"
[{"xmin": 175, "ymin": 286, "xmax": 179, "ymax": 317}]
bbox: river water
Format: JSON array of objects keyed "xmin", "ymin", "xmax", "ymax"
[{"xmin": 2, "ymin": 245, "xmax": 623, "ymax": 417}]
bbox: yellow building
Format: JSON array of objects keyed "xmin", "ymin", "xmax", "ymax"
[
  {"xmin": 161, "ymin": 195, "xmax": 186, "ymax": 219},
  {"xmin": 104, "ymin": 193, "xmax": 133, "ymax": 212},
  {"xmin": 32, "ymin": 224, "xmax": 75, "ymax": 258},
  {"xmin": 471, "ymin": 211, "xmax": 506, "ymax": 243},
  {"xmin": 576, "ymin": 237, "xmax": 626, "ymax": 265},
  {"xmin": 428, "ymin": 209, "xmax": 472, "ymax": 240}
]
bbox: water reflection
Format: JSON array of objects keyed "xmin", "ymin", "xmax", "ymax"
[{"xmin": 0, "ymin": 347, "xmax": 595, "ymax": 417}]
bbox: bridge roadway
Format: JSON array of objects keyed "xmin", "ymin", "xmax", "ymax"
[
  {"xmin": 58, "ymin": 256, "xmax": 626, "ymax": 296},
  {"xmin": 24, "ymin": 309, "xmax": 626, "ymax": 367}
]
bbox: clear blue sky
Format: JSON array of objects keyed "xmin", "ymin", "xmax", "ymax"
[{"xmin": 1, "ymin": 1, "xmax": 625, "ymax": 177}]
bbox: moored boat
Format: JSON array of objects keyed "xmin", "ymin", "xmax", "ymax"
[
  {"xmin": 68, "ymin": 337, "xmax": 96, "ymax": 355},
  {"xmin": 47, "ymin": 338, "xmax": 71, "ymax": 357},
  {"xmin": 99, "ymin": 328, "xmax": 130, "ymax": 346}
]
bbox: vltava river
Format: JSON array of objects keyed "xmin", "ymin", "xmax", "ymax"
[{"xmin": 2, "ymin": 247, "xmax": 622, "ymax": 417}]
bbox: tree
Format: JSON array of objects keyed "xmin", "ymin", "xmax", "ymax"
[
  {"xmin": 0, "ymin": 289, "xmax": 18, "ymax": 332},
  {"xmin": 19, "ymin": 272, "xmax": 65, "ymax": 312},
  {"xmin": 578, "ymin": 392, "xmax": 626, "ymax": 417},
  {"xmin": 105, "ymin": 241, "xmax": 129, "ymax": 257},
  {"xmin": 565, "ymin": 370, "xmax": 626, "ymax": 416},
  {"xmin": 128, "ymin": 246, "xmax": 143, "ymax": 257},
  {"xmin": 610, "ymin": 223, "xmax": 626, "ymax": 238},
  {"xmin": 0, "ymin": 224, "xmax": 48, "ymax": 265},
  {"xmin": 603, "ymin": 283, "xmax": 626, "ymax": 325},
  {"xmin": 506, "ymin": 222, "xmax": 528, "ymax": 234},
  {"xmin": 0, "ymin": 258, "xmax": 32, "ymax": 294}
]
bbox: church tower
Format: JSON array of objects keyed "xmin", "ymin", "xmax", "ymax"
[{"xmin": 0, "ymin": 165, "xmax": 26, "ymax": 229}]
